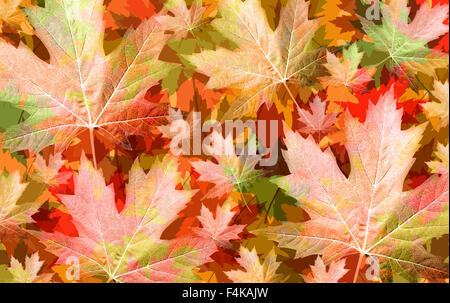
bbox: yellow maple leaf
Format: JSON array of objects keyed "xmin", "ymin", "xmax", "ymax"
[
  {"xmin": 225, "ymin": 247, "xmax": 282, "ymax": 282},
  {"xmin": 188, "ymin": 0, "xmax": 324, "ymax": 123},
  {"xmin": 312, "ymin": 0, "xmax": 356, "ymax": 47},
  {"xmin": 0, "ymin": 0, "xmax": 34, "ymax": 35},
  {"xmin": 422, "ymin": 80, "xmax": 449, "ymax": 131}
]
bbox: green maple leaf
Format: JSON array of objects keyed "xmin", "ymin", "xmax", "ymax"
[
  {"xmin": 245, "ymin": 177, "xmax": 299, "ymax": 221},
  {"xmin": 358, "ymin": 19, "xmax": 427, "ymax": 85},
  {"xmin": 358, "ymin": 3, "xmax": 449, "ymax": 86}
]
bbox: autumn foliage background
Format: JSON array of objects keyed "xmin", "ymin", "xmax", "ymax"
[{"xmin": 0, "ymin": 0, "xmax": 448, "ymax": 283}]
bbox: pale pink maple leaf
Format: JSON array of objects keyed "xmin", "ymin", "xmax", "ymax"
[
  {"xmin": 303, "ymin": 256, "xmax": 349, "ymax": 283},
  {"xmin": 193, "ymin": 204, "xmax": 245, "ymax": 248},
  {"xmin": 297, "ymin": 96, "xmax": 337, "ymax": 135},
  {"xmin": 396, "ymin": 4, "xmax": 449, "ymax": 43},
  {"xmin": 261, "ymin": 88, "xmax": 449, "ymax": 278},
  {"xmin": 40, "ymin": 154, "xmax": 214, "ymax": 282},
  {"xmin": 155, "ymin": 0, "xmax": 206, "ymax": 39}
]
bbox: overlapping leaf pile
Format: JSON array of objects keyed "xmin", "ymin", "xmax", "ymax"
[{"xmin": 0, "ymin": 0, "xmax": 448, "ymax": 283}]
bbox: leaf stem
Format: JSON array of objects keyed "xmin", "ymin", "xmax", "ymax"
[
  {"xmin": 232, "ymin": 195, "xmax": 257, "ymax": 224},
  {"xmin": 353, "ymin": 253, "xmax": 364, "ymax": 283},
  {"xmin": 89, "ymin": 127, "xmax": 98, "ymax": 169},
  {"xmin": 265, "ymin": 188, "xmax": 280, "ymax": 223},
  {"xmin": 182, "ymin": 172, "xmax": 192, "ymax": 187},
  {"xmin": 193, "ymin": 77, "xmax": 199, "ymax": 111}
]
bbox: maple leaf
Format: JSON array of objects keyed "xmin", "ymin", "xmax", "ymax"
[
  {"xmin": 408, "ymin": 51, "xmax": 450, "ymax": 80},
  {"xmin": 312, "ymin": 0, "xmax": 358, "ymax": 47},
  {"xmin": 0, "ymin": 0, "xmax": 447, "ymax": 285},
  {"xmin": 0, "ymin": 242, "xmax": 14, "ymax": 282},
  {"xmin": 203, "ymin": 0, "xmax": 220, "ymax": 18},
  {"xmin": 192, "ymin": 155, "xmax": 261, "ymax": 199},
  {"xmin": 225, "ymin": 247, "xmax": 281, "ymax": 283},
  {"xmin": 192, "ymin": 160, "xmax": 231, "ymax": 199},
  {"xmin": 391, "ymin": 1, "xmax": 448, "ymax": 43},
  {"xmin": 192, "ymin": 141, "xmax": 262, "ymax": 200},
  {"xmin": 0, "ymin": 144, "xmax": 40, "ymax": 230},
  {"xmin": 422, "ymin": 80, "xmax": 449, "ymax": 131},
  {"xmin": 190, "ymin": 132, "xmax": 262, "ymax": 216},
  {"xmin": 0, "ymin": 170, "xmax": 40, "ymax": 229},
  {"xmin": 297, "ymin": 95, "xmax": 337, "ymax": 136},
  {"xmin": 187, "ymin": 0, "xmax": 324, "ymax": 120},
  {"xmin": 31, "ymin": 152, "xmax": 71, "ymax": 186},
  {"xmin": 40, "ymin": 155, "xmax": 215, "ymax": 282},
  {"xmin": 427, "ymin": 143, "xmax": 449, "ymax": 174},
  {"xmin": 319, "ymin": 44, "xmax": 375, "ymax": 103},
  {"xmin": 382, "ymin": 0, "xmax": 409, "ymax": 22},
  {"xmin": 260, "ymin": 88, "xmax": 449, "ymax": 282},
  {"xmin": 303, "ymin": 256, "xmax": 348, "ymax": 283},
  {"xmin": 8, "ymin": 252, "xmax": 52, "ymax": 283},
  {"xmin": 193, "ymin": 204, "xmax": 245, "ymax": 248},
  {"xmin": 155, "ymin": 0, "xmax": 206, "ymax": 39},
  {"xmin": 0, "ymin": 142, "xmax": 27, "ymax": 174},
  {"xmin": 0, "ymin": 0, "xmax": 177, "ymax": 156},
  {"xmin": 359, "ymin": 2, "xmax": 449, "ymax": 85},
  {"xmin": 0, "ymin": 0, "xmax": 34, "ymax": 35},
  {"xmin": 104, "ymin": 0, "xmax": 158, "ymax": 31}
]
